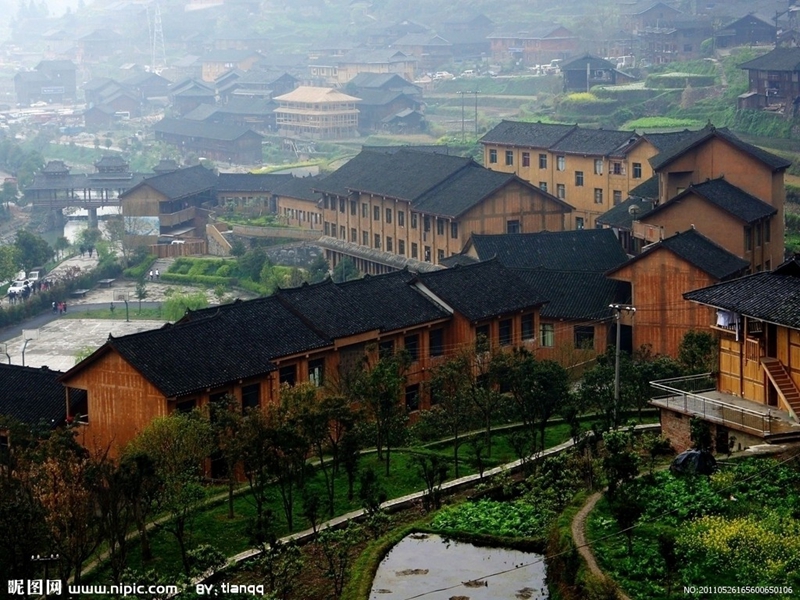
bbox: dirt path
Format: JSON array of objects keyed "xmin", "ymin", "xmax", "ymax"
[{"xmin": 571, "ymin": 491, "xmax": 633, "ymax": 600}]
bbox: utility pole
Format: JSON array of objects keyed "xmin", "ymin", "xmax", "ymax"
[
  {"xmin": 473, "ymin": 90, "xmax": 479, "ymax": 136},
  {"xmin": 609, "ymin": 303, "xmax": 636, "ymax": 428},
  {"xmin": 457, "ymin": 91, "xmax": 466, "ymax": 142}
]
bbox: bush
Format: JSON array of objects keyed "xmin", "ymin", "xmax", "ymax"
[
  {"xmin": 159, "ymin": 272, "xmax": 232, "ymax": 287},
  {"xmin": 558, "ymin": 93, "xmax": 619, "ymax": 116},
  {"xmin": 162, "ymin": 291, "xmax": 208, "ymax": 321},
  {"xmin": 431, "ymin": 499, "xmax": 552, "ymax": 539},
  {"xmin": 123, "ymin": 253, "xmax": 155, "ymax": 279}
]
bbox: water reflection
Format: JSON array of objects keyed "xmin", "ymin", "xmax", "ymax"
[{"xmin": 369, "ymin": 533, "xmax": 548, "ymax": 600}]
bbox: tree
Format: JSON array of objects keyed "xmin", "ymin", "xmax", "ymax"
[
  {"xmin": 412, "ymin": 451, "xmax": 449, "ymax": 511},
  {"xmin": 210, "ymin": 394, "xmax": 245, "ymax": 519},
  {"xmin": 104, "ymin": 215, "xmax": 133, "ymax": 266},
  {"xmin": 14, "ymin": 230, "xmax": 51, "ymax": 271},
  {"xmin": 230, "ymin": 239, "xmax": 246, "ymax": 257},
  {"xmin": 679, "ymin": 330, "xmax": 717, "ymax": 374},
  {"xmin": 79, "ymin": 227, "xmax": 103, "ymax": 249},
  {"xmin": 0, "ymin": 245, "xmax": 20, "ymax": 282},
  {"xmin": 54, "ymin": 236, "xmax": 70, "ymax": 260},
  {"xmin": 135, "ymin": 279, "xmax": 148, "ymax": 313},
  {"xmin": 125, "ymin": 412, "xmax": 214, "ymax": 574},
  {"xmin": 239, "ymin": 407, "xmax": 278, "ymax": 545},
  {"xmin": 237, "ymin": 247, "xmax": 267, "ymax": 282},
  {"xmin": 352, "ymin": 349, "xmax": 409, "ymax": 476},
  {"xmin": 609, "ymin": 481, "xmax": 644, "ymax": 556},
  {"xmin": 162, "ymin": 291, "xmax": 208, "ymax": 321},
  {"xmin": 601, "ymin": 428, "xmax": 639, "ymax": 500},
  {"xmin": 332, "ymin": 257, "xmax": 358, "ymax": 283},
  {"xmin": 315, "ymin": 522, "xmax": 362, "ymax": 597},
  {"xmin": 307, "ymin": 254, "xmax": 329, "ymax": 283},
  {"xmin": 0, "ymin": 179, "xmax": 17, "ymax": 209}
]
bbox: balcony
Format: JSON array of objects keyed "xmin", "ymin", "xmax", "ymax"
[
  {"xmin": 159, "ymin": 206, "xmax": 196, "ymax": 228},
  {"xmin": 650, "ymin": 373, "xmax": 800, "ymax": 442}
]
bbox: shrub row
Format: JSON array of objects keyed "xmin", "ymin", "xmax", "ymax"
[
  {"xmin": 159, "ymin": 272, "xmax": 234, "ymax": 287},
  {"xmin": 123, "ymin": 254, "xmax": 156, "ymax": 279},
  {"xmin": 645, "ymin": 73, "xmax": 716, "ymax": 88}
]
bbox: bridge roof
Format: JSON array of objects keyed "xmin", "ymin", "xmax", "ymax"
[{"xmin": 26, "ymin": 173, "xmax": 89, "ymax": 191}]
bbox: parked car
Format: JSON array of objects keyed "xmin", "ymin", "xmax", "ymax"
[{"xmin": 7, "ymin": 280, "xmax": 29, "ymax": 295}]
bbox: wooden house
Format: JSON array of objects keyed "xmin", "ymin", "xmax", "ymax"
[
  {"xmin": 635, "ymin": 125, "xmax": 790, "ymax": 273},
  {"xmin": 273, "ymin": 86, "xmax": 361, "ymax": 140},
  {"xmin": 58, "ymin": 261, "xmax": 545, "ymax": 458},
  {"xmin": 119, "ymin": 164, "xmax": 218, "ymax": 246},
  {"xmin": 652, "ymin": 257, "xmax": 800, "ymax": 452},
  {"xmin": 120, "ymin": 71, "xmax": 172, "ymax": 101},
  {"xmin": 335, "ymin": 49, "xmax": 417, "ymax": 86},
  {"xmin": 623, "ymin": 1, "xmax": 683, "ymax": 35},
  {"xmin": 715, "ymin": 14, "xmax": 776, "ymax": 49},
  {"xmin": 451, "ymin": 229, "xmax": 631, "ymax": 366},
  {"xmin": 152, "ymin": 118, "xmax": 264, "ymax": 165},
  {"xmin": 560, "ymin": 54, "xmax": 635, "ymax": 92},
  {"xmin": 216, "ymin": 172, "xmax": 292, "ymax": 213},
  {"xmin": 274, "ymin": 175, "xmax": 324, "ymax": 228},
  {"xmin": 201, "ymin": 50, "xmax": 262, "ymax": 82},
  {"xmin": 487, "ymin": 24, "xmax": 577, "ymax": 67},
  {"xmin": 0, "ymin": 364, "xmax": 86, "ymax": 432},
  {"xmin": 607, "ymin": 228, "xmax": 749, "ymax": 357},
  {"xmin": 391, "ymin": 33, "xmax": 453, "ymax": 72},
  {"xmin": 14, "ymin": 60, "xmax": 76, "ymax": 105},
  {"xmin": 481, "ymin": 121, "xmax": 672, "ymax": 230},
  {"xmin": 738, "ymin": 47, "xmax": 800, "ymax": 111},
  {"xmin": 638, "ymin": 16, "xmax": 713, "ymax": 64},
  {"xmin": 314, "ymin": 147, "xmax": 572, "ymax": 274},
  {"xmin": 168, "ymin": 78, "xmax": 216, "ymax": 116}
]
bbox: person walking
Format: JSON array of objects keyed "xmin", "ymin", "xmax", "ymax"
[
  {"xmin": 155, "ymin": 269, "xmax": 160, "ymax": 280},
  {"xmin": 149, "ymin": 270, "xmax": 154, "ymax": 281},
  {"xmin": 52, "ymin": 301, "xmax": 57, "ymax": 313}
]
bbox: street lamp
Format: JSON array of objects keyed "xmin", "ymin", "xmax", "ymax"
[{"xmin": 609, "ymin": 303, "xmax": 636, "ymax": 428}]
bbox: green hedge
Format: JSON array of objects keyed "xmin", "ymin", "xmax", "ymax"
[
  {"xmin": 123, "ymin": 254, "xmax": 156, "ymax": 279},
  {"xmin": 645, "ymin": 73, "xmax": 716, "ymax": 88},
  {"xmin": 558, "ymin": 94, "xmax": 619, "ymax": 116},
  {"xmin": 159, "ymin": 272, "xmax": 234, "ymax": 287}
]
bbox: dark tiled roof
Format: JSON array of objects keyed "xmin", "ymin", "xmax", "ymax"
[
  {"xmin": 649, "ymin": 125, "xmax": 791, "ymax": 171},
  {"xmin": 313, "ymin": 148, "xmax": 472, "ymax": 199},
  {"xmin": 122, "ymin": 164, "xmax": 217, "ymax": 200},
  {"xmin": 480, "ymin": 120, "xmax": 576, "ymax": 148},
  {"xmin": 608, "ymin": 228, "xmax": 749, "ymax": 280},
  {"xmin": 684, "ymin": 270, "xmax": 800, "ymax": 328},
  {"xmin": 153, "ymin": 117, "xmax": 263, "ymax": 142},
  {"xmin": 439, "ymin": 254, "xmax": 479, "ymax": 267},
  {"xmin": 642, "ymin": 178, "xmax": 777, "ymax": 225},
  {"xmin": 413, "ymin": 167, "xmax": 518, "ymax": 217},
  {"xmin": 83, "ymin": 77, "xmax": 116, "ymax": 91},
  {"xmin": 738, "ymin": 47, "xmax": 800, "ymax": 72},
  {"xmin": 629, "ymin": 175, "xmax": 659, "ymax": 199},
  {"xmin": 551, "ymin": 128, "xmax": 636, "ymax": 156},
  {"xmin": 467, "ymin": 229, "xmax": 629, "ymax": 271},
  {"xmin": 361, "ymin": 144, "xmax": 451, "ymax": 155},
  {"xmin": 417, "ymin": 260, "xmax": 547, "ymax": 322},
  {"xmin": 596, "ymin": 196, "xmax": 655, "ymax": 230},
  {"xmin": 515, "ymin": 269, "xmax": 629, "ymax": 320},
  {"xmin": 95, "ymin": 155, "xmax": 128, "ymax": 168},
  {"xmin": 203, "ymin": 50, "xmax": 261, "ymax": 62},
  {"xmin": 276, "ymin": 270, "xmax": 449, "ymax": 338},
  {"xmin": 217, "ymin": 172, "xmax": 292, "ymax": 192},
  {"xmin": 273, "ymin": 175, "xmax": 324, "ymax": 202},
  {"xmin": 0, "ymin": 364, "xmax": 84, "ymax": 427},
  {"xmin": 642, "ymin": 129, "xmax": 701, "ymax": 152},
  {"xmin": 560, "ymin": 54, "xmax": 616, "ymax": 71},
  {"xmin": 106, "ymin": 296, "xmax": 329, "ymax": 397},
  {"xmin": 347, "ymin": 72, "xmax": 415, "ymax": 89},
  {"xmin": 216, "ymin": 97, "xmax": 276, "ymax": 115},
  {"xmin": 352, "ymin": 88, "xmax": 407, "ymax": 107}
]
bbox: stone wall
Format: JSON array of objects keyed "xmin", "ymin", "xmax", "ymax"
[{"xmin": 660, "ymin": 408, "xmax": 767, "ymax": 453}]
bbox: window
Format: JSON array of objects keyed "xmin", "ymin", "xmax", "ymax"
[
  {"xmin": 405, "ymin": 384, "xmax": 420, "ymax": 412},
  {"xmin": 632, "ymin": 162, "xmax": 642, "ymax": 179},
  {"xmin": 176, "ymin": 399, "xmax": 196, "ymax": 414},
  {"xmin": 521, "ymin": 314, "xmax": 535, "ymax": 340},
  {"xmin": 411, "ymin": 242, "xmax": 418, "ymax": 258},
  {"xmin": 594, "ymin": 159, "xmax": 603, "ymax": 175},
  {"xmin": 323, "ymin": 197, "xmax": 330, "ymax": 210},
  {"xmin": 398, "ymin": 210, "xmax": 405, "ymax": 227},
  {"xmin": 242, "ymin": 383, "xmax": 260, "ymax": 409},
  {"xmin": 279, "ymin": 365, "xmax": 297, "ymax": 386},
  {"xmin": 499, "ymin": 319, "xmax": 512, "ymax": 346},
  {"xmin": 424, "ymin": 216, "xmax": 431, "ymax": 232},
  {"xmin": 379, "ymin": 340, "xmax": 395, "ymax": 358},
  {"xmin": 522, "ymin": 152, "xmax": 530, "ymax": 167},
  {"xmin": 324, "ymin": 222, "xmax": 330, "ymax": 236},
  {"xmin": 362, "ymin": 231, "xmax": 369, "ymax": 246},
  {"xmin": 429, "ymin": 328, "xmax": 444, "ymax": 357},
  {"xmin": 489, "ymin": 149, "xmax": 498, "ymax": 163},
  {"xmin": 476, "ymin": 324, "xmax": 491, "ymax": 352},
  {"xmin": 437, "ymin": 249, "xmax": 445, "ymax": 262},
  {"xmin": 594, "ymin": 188, "xmax": 603, "ymax": 204},
  {"xmin": 437, "ymin": 218, "xmax": 445, "ymax": 236},
  {"xmin": 576, "ymin": 217, "xmax": 585, "ymax": 230},
  {"xmin": 574, "ymin": 325, "xmax": 595, "ymax": 349},
  {"xmin": 374, "ymin": 233, "xmax": 381, "ymax": 249},
  {"xmin": 505, "ymin": 150, "xmax": 514, "ymax": 165},
  {"xmin": 373, "ymin": 206, "xmax": 380, "ymax": 221},
  {"xmin": 612, "ymin": 162, "xmax": 623, "ymax": 175},
  {"xmin": 755, "ymin": 223, "xmax": 762, "ymax": 247},
  {"xmin": 557, "ymin": 156, "xmax": 565, "ymax": 171},
  {"xmin": 613, "ymin": 190, "xmax": 622, "ymax": 205},
  {"xmin": 386, "ymin": 237, "xmax": 393, "ymax": 252},
  {"xmin": 350, "ymin": 200, "xmax": 357, "ymax": 215},
  {"xmin": 557, "ymin": 184, "xmax": 565, "ymax": 199},
  {"xmin": 424, "ymin": 246, "xmax": 431, "ymax": 261},
  {"xmin": 350, "ymin": 228, "xmax": 357, "ymax": 242},
  {"xmin": 450, "ymin": 222, "xmax": 458, "ymax": 239},
  {"xmin": 339, "ymin": 225, "xmax": 345, "ymax": 239},
  {"xmin": 539, "ymin": 323, "xmax": 554, "ymax": 347},
  {"xmin": 309, "ymin": 358, "xmax": 324, "ymax": 387},
  {"xmin": 411, "ymin": 212, "xmax": 418, "ymax": 229},
  {"xmin": 386, "ymin": 208, "xmax": 392, "ymax": 223},
  {"xmin": 404, "ymin": 334, "xmax": 419, "ymax": 361},
  {"xmin": 765, "ymin": 220, "xmax": 771, "ymax": 242},
  {"xmin": 339, "ymin": 198, "xmax": 345, "ymax": 213},
  {"xmin": 539, "ymin": 153, "xmax": 547, "ymax": 169},
  {"xmin": 398, "ymin": 239, "xmax": 405, "ymax": 255},
  {"xmin": 745, "ymin": 226, "xmax": 752, "ymax": 251},
  {"xmin": 362, "ymin": 203, "xmax": 368, "ymax": 217},
  {"xmin": 507, "ymin": 219, "xmax": 521, "ymax": 234},
  {"xmin": 539, "ymin": 182, "xmax": 548, "ymax": 192},
  {"xmin": 575, "ymin": 171, "xmax": 584, "ymax": 186}
]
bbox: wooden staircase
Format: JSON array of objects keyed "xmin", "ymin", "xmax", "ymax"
[{"xmin": 761, "ymin": 358, "xmax": 800, "ymax": 422}]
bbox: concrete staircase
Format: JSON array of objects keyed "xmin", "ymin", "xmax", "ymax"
[{"xmin": 761, "ymin": 357, "xmax": 800, "ymax": 421}]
